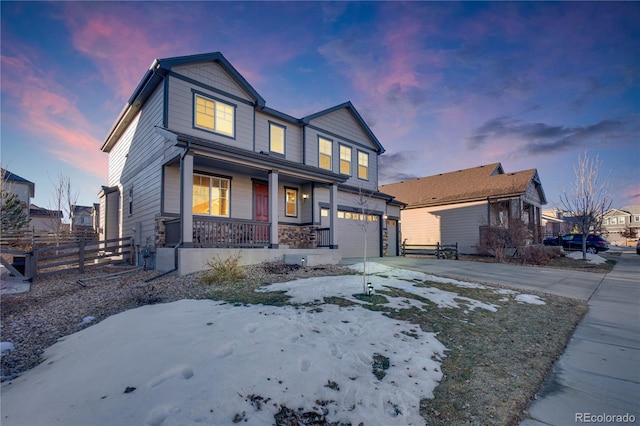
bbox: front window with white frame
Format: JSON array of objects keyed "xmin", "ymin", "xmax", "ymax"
[
  {"xmin": 193, "ymin": 174, "xmax": 230, "ymax": 217},
  {"xmin": 194, "ymin": 93, "xmax": 235, "ymax": 137},
  {"xmin": 340, "ymin": 145, "xmax": 351, "ymax": 175},
  {"xmin": 285, "ymin": 188, "xmax": 298, "ymax": 217}
]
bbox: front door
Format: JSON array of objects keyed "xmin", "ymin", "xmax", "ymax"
[{"xmin": 254, "ymin": 183, "xmax": 269, "ymax": 222}]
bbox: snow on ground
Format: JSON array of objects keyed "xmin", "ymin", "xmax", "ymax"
[
  {"xmin": 1, "ymin": 262, "xmax": 546, "ymax": 426},
  {"xmin": 566, "ymin": 251, "xmax": 607, "ymax": 264}
]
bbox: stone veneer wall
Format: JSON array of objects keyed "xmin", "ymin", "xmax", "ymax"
[{"xmin": 278, "ymin": 225, "xmax": 318, "ymax": 249}]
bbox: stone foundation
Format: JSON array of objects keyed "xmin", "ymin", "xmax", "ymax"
[{"xmin": 278, "ymin": 225, "xmax": 318, "ymax": 249}]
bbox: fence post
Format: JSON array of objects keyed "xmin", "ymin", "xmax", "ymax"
[
  {"xmin": 436, "ymin": 242, "xmax": 441, "ymax": 259},
  {"xmin": 79, "ymin": 238, "xmax": 85, "ymax": 274},
  {"xmin": 30, "ymin": 244, "xmax": 38, "ymax": 283},
  {"xmin": 455, "ymin": 242, "xmax": 459, "ymax": 260}
]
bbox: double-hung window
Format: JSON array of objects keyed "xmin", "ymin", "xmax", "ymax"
[
  {"xmin": 270, "ymin": 123, "xmax": 285, "ymax": 155},
  {"xmin": 193, "ymin": 174, "xmax": 230, "ymax": 217},
  {"xmin": 319, "ymin": 137, "xmax": 332, "ymax": 170},
  {"xmin": 340, "ymin": 145, "xmax": 351, "ymax": 175},
  {"xmin": 357, "ymin": 151, "xmax": 369, "ymax": 180},
  {"xmin": 194, "ymin": 93, "xmax": 235, "ymax": 137},
  {"xmin": 285, "ymin": 188, "xmax": 297, "ymax": 217}
]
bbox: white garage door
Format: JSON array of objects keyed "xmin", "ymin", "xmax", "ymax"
[{"xmin": 337, "ymin": 211, "xmax": 380, "ymax": 258}]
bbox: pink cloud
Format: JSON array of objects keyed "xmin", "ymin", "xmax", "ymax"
[{"xmin": 1, "ymin": 53, "xmax": 107, "ymax": 180}]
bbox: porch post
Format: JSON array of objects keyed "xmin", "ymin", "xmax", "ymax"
[
  {"xmin": 330, "ymin": 183, "xmax": 338, "ymax": 249},
  {"xmin": 181, "ymin": 153, "xmax": 194, "ymax": 246},
  {"xmin": 269, "ymin": 170, "xmax": 279, "ymax": 248}
]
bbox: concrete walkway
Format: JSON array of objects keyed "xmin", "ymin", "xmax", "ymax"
[{"xmin": 344, "ymin": 254, "xmax": 640, "ymax": 425}]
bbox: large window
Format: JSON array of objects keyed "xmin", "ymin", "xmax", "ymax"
[
  {"xmin": 193, "ymin": 174, "xmax": 229, "ymax": 217},
  {"xmin": 319, "ymin": 137, "xmax": 332, "ymax": 170},
  {"xmin": 194, "ymin": 94, "xmax": 235, "ymax": 137},
  {"xmin": 270, "ymin": 123, "xmax": 285, "ymax": 155},
  {"xmin": 358, "ymin": 151, "xmax": 369, "ymax": 180},
  {"xmin": 285, "ymin": 187, "xmax": 297, "ymax": 217},
  {"xmin": 340, "ymin": 145, "xmax": 351, "ymax": 175}
]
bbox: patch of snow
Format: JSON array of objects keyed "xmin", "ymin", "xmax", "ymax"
[
  {"xmin": 1, "ymin": 342, "xmax": 15, "ymax": 354},
  {"xmin": 566, "ymin": 251, "xmax": 607, "ymax": 264},
  {"xmin": 515, "ymin": 294, "xmax": 546, "ymax": 305},
  {"xmin": 1, "ymin": 299, "xmax": 446, "ymax": 426},
  {"xmin": 80, "ymin": 316, "xmax": 96, "ymax": 325}
]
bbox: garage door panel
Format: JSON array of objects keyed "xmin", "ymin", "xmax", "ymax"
[{"xmin": 337, "ymin": 213, "xmax": 380, "ymax": 258}]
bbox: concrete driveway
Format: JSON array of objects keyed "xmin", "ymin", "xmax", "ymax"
[{"xmin": 344, "ymin": 253, "xmax": 640, "ymax": 425}]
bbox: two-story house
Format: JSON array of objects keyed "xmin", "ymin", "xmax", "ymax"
[
  {"xmin": 1, "ymin": 168, "xmax": 34, "ymax": 219},
  {"xmin": 100, "ymin": 52, "xmax": 402, "ymax": 274},
  {"xmin": 601, "ymin": 206, "xmax": 640, "ymax": 245}
]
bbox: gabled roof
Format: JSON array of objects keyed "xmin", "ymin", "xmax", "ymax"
[
  {"xmin": 302, "ymin": 101, "xmax": 385, "ymax": 154},
  {"xmin": 1, "ymin": 168, "xmax": 35, "ymax": 197},
  {"xmin": 102, "ymin": 52, "xmax": 265, "ymax": 152},
  {"xmin": 102, "ymin": 52, "xmax": 385, "ymax": 155},
  {"xmin": 380, "ymin": 163, "xmax": 546, "ymax": 208}
]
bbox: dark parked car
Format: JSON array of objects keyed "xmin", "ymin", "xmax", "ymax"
[
  {"xmin": 636, "ymin": 238, "xmax": 639, "ymax": 255},
  {"xmin": 543, "ymin": 234, "xmax": 609, "ymax": 254}
]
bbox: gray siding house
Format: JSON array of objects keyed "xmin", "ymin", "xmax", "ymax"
[
  {"xmin": 100, "ymin": 52, "xmax": 401, "ymax": 274},
  {"xmin": 381, "ymin": 163, "xmax": 546, "ymax": 254}
]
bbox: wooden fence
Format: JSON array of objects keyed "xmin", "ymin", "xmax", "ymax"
[
  {"xmin": 2, "ymin": 237, "xmax": 132, "ymax": 283},
  {"xmin": 401, "ymin": 241, "xmax": 459, "ymax": 259}
]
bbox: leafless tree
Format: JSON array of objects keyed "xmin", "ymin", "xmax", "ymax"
[
  {"xmin": 560, "ymin": 152, "xmax": 612, "ymax": 260},
  {"xmin": 354, "ymin": 186, "xmax": 375, "ymax": 295},
  {"xmin": 48, "ymin": 173, "xmax": 80, "ymax": 238}
]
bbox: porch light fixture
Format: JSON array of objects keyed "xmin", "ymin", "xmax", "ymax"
[{"xmin": 302, "ymin": 193, "xmax": 308, "ymax": 201}]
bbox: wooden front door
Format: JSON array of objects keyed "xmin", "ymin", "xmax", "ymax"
[{"xmin": 254, "ymin": 183, "xmax": 269, "ymax": 222}]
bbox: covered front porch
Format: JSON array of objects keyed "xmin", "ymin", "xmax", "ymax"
[{"xmin": 155, "ymin": 141, "xmax": 347, "ymax": 272}]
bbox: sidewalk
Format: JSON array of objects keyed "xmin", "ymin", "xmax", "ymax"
[
  {"xmin": 349, "ymin": 254, "xmax": 639, "ymax": 425},
  {"xmin": 521, "ymin": 253, "xmax": 640, "ymax": 425}
]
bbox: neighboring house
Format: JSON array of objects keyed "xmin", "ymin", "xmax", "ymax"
[
  {"xmin": 601, "ymin": 205, "xmax": 640, "ymax": 245},
  {"xmin": 1, "ymin": 168, "xmax": 35, "ymax": 223},
  {"xmin": 541, "ymin": 208, "xmax": 573, "ymax": 237},
  {"xmin": 380, "ymin": 163, "xmax": 547, "ymax": 254},
  {"xmin": 29, "ymin": 205, "xmax": 63, "ymax": 233},
  {"xmin": 70, "ymin": 205, "xmax": 95, "ymax": 231},
  {"xmin": 99, "ymin": 52, "xmax": 402, "ymax": 274}
]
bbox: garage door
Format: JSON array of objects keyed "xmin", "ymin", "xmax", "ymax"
[{"xmin": 337, "ymin": 211, "xmax": 380, "ymax": 258}]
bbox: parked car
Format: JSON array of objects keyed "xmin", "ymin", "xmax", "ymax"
[
  {"xmin": 636, "ymin": 238, "xmax": 640, "ymax": 255},
  {"xmin": 543, "ymin": 234, "xmax": 609, "ymax": 254}
]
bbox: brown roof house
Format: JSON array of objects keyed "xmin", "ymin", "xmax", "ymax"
[{"xmin": 380, "ymin": 163, "xmax": 547, "ymax": 254}]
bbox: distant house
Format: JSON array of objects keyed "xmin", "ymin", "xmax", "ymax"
[
  {"xmin": 29, "ymin": 204, "xmax": 63, "ymax": 233},
  {"xmin": 1, "ymin": 168, "xmax": 34, "ymax": 222},
  {"xmin": 380, "ymin": 163, "xmax": 547, "ymax": 254},
  {"xmin": 602, "ymin": 205, "xmax": 640, "ymax": 245},
  {"xmin": 99, "ymin": 52, "xmax": 402, "ymax": 274},
  {"xmin": 541, "ymin": 208, "xmax": 573, "ymax": 237},
  {"xmin": 71, "ymin": 205, "xmax": 95, "ymax": 231}
]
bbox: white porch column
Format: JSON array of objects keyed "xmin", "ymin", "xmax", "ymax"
[
  {"xmin": 268, "ymin": 170, "xmax": 279, "ymax": 248},
  {"xmin": 181, "ymin": 153, "xmax": 194, "ymax": 246},
  {"xmin": 330, "ymin": 183, "xmax": 338, "ymax": 249}
]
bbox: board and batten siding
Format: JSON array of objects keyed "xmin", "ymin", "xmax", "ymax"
[
  {"xmin": 308, "ymin": 109, "xmax": 372, "ymax": 146},
  {"xmin": 166, "ymin": 74, "xmax": 254, "ymax": 151}
]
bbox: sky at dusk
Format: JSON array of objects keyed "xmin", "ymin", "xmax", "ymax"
[{"xmin": 1, "ymin": 1, "xmax": 639, "ymax": 213}]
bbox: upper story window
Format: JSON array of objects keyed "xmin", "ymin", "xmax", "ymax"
[
  {"xmin": 610, "ymin": 217, "xmax": 617, "ymax": 225},
  {"xmin": 270, "ymin": 123, "xmax": 285, "ymax": 155},
  {"xmin": 194, "ymin": 93, "xmax": 235, "ymax": 137},
  {"xmin": 340, "ymin": 145, "xmax": 352, "ymax": 175},
  {"xmin": 618, "ymin": 216, "xmax": 625, "ymax": 224},
  {"xmin": 635, "ymin": 215, "xmax": 640, "ymax": 222},
  {"xmin": 357, "ymin": 151, "xmax": 369, "ymax": 180},
  {"xmin": 319, "ymin": 137, "xmax": 332, "ymax": 170},
  {"xmin": 193, "ymin": 173, "xmax": 230, "ymax": 217}
]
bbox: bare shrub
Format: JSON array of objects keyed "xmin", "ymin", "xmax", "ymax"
[{"xmin": 202, "ymin": 251, "xmax": 245, "ymax": 284}]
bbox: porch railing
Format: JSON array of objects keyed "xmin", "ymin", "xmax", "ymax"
[
  {"xmin": 316, "ymin": 228, "xmax": 331, "ymax": 247},
  {"xmin": 165, "ymin": 217, "xmax": 271, "ymax": 248}
]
